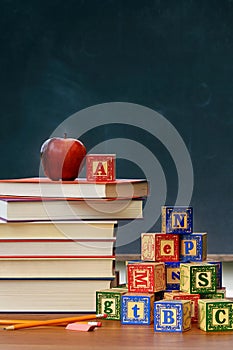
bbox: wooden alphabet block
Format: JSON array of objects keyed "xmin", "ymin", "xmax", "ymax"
[
  {"xmin": 198, "ymin": 299, "xmax": 233, "ymax": 331},
  {"xmin": 161, "ymin": 206, "xmax": 193, "ymax": 234},
  {"xmin": 121, "ymin": 293, "xmax": 155, "ymax": 325},
  {"xmin": 180, "ymin": 233, "xmax": 207, "ymax": 262},
  {"xmin": 127, "ymin": 262, "xmax": 166, "ymax": 293},
  {"xmin": 165, "ymin": 262, "xmax": 180, "ymax": 291},
  {"xmin": 154, "ymin": 300, "xmax": 191, "ymax": 332},
  {"xmin": 180, "ymin": 263, "xmax": 217, "ymax": 294},
  {"xmin": 207, "ymin": 261, "xmax": 222, "ymax": 289},
  {"xmin": 86, "ymin": 154, "xmax": 116, "ymax": 182},
  {"xmin": 141, "ymin": 233, "xmax": 180, "ymax": 262},
  {"xmin": 96, "ymin": 287, "xmax": 128, "ymax": 320},
  {"xmin": 163, "ymin": 291, "xmax": 200, "ymax": 322}
]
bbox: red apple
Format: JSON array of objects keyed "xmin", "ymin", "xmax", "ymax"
[{"xmin": 40, "ymin": 134, "xmax": 87, "ymax": 181}]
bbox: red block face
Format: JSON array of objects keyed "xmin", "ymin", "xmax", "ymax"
[
  {"xmin": 127, "ymin": 262, "xmax": 165, "ymax": 293},
  {"xmin": 86, "ymin": 154, "xmax": 116, "ymax": 182}
]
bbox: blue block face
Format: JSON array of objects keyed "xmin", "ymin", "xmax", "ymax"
[
  {"xmin": 162, "ymin": 206, "xmax": 193, "ymax": 234},
  {"xmin": 180, "ymin": 233, "xmax": 207, "ymax": 262},
  {"xmin": 165, "ymin": 262, "xmax": 180, "ymax": 290},
  {"xmin": 154, "ymin": 301, "xmax": 184, "ymax": 332},
  {"xmin": 121, "ymin": 294, "xmax": 153, "ymax": 325}
]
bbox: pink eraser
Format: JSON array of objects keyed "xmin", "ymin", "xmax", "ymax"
[{"xmin": 65, "ymin": 323, "xmax": 96, "ymax": 332}]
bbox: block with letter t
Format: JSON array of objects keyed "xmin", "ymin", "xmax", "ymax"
[
  {"xmin": 86, "ymin": 154, "xmax": 116, "ymax": 182},
  {"xmin": 180, "ymin": 262, "xmax": 217, "ymax": 294},
  {"xmin": 154, "ymin": 300, "xmax": 191, "ymax": 332},
  {"xmin": 198, "ymin": 299, "xmax": 233, "ymax": 332},
  {"xmin": 161, "ymin": 206, "xmax": 193, "ymax": 234},
  {"xmin": 121, "ymin": 293, "xmax": 155, "ymax": 325},
  {"xmin": 96, "ymin": 287, "xmax": 128, "ymax": 320},
  {"xmin": 127, "ymin": 262, "xmax": 165, "ymax": 293},
  {"xmin": 141, "ymin": 233, "xmax": 180, "ymax": 262},
  {"xmin": 180, "ymin": 233, "xmax": 207, "ymax": 262}
]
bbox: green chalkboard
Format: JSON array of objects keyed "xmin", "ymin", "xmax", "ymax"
[{"xmin": 0, "ymin": 0, "xmax": 232, "ymax": 254}]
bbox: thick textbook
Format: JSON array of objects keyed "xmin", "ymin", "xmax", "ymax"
[
  {"xmin": 0, "ymin": 278, "xmax": 113, "ymax": 312},
  {"xmin": 0, "ymin": 238, "xmax": 115, "ymax": 258},
  {"xmin": 0, "ymin": 197, "xmax": 143, "ymax": 221},
  {"xmin": 0, "ymin": 257, "xmax": 115, "ymax": 278},
  {"xmin": 0, "ymin": 220, "xmax": 117, "ymax": 239},
  {"xmin": 0, "ymin": 177, "xmax": 149, "ymax": 199}
]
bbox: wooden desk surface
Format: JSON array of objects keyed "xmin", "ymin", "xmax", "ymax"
[{"xmin": 0, "ymin": 314, "xmax": 233, "ymax": 350}]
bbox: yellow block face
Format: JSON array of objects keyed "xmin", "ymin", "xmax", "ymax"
[
  {"xmin": 171, "ymin": 212, "xmax": 188, "ymax": 229},
  {"xmin": 160, "ymin": 240, "xmax": 174, "ymax": 256},
  {"xmin": 160, "ymin": 308, "xmax": 178, "ymax": 326},
  {"xmin": 195, "ymin": 271, "xmax": 212, "ymax": 289},
  {"xmin": 181, "ymin": 239, "xmax": 197, "ymax": 256},
  {"xmin": 127, "ymin": 302, "xmax": 145, "ymax": 319},
  {"xmin": 93, "ymin": 161, "xmax": 108, "ymax": 176},
  {"xmin": 101, "ymin": 298, "xmax": 116, "ymax": 315},
  {"xmin": 198, "ymin": 301, "xmax": 206, "ymax": 330},
  {"xmin": 212, "ymin": 308, "xmax": 230, "ymax": 327},
  {"xmin": 180, "ymin": 265, "xmax": 190, "ymax": 293},
  {"xmin": 183, "ymin": 302, "xmax": 191, "ymax": 331},
  {"xmin": 141, "ymin": 234, "xmax": 155, "ymax": 260}
]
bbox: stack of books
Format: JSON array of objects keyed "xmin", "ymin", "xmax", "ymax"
[{"xmin": 0, "ymin": 177, "xmax": 148, "ymax": 312}]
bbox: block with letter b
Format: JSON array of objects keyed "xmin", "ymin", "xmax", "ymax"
[
  {"xmin": 154, "ymin": 300, "xmax": 191, "ymax": 332},
  {"xmin": 198, "ymin": 299, "xmax": 233, "ymax": 332},
  {"xmin": 96, "ymin": 287, "xmax": 128, "ymax": 320},
  {"xmin": 161, "ymin": 206, "xmax": 193, "ymax": 234},
  {"xmin": 127, "ymin": 262, "xmax": 166, "ymax": 293},
  {"xmin": 141, "ymin": 233, "xmax": 180, "ymax": 262},
  {"xmin": 180, "ymin": 233, "xmax": 207, "ymax": 262},
  {"xmin": 163, "ymin": 291, "xmax": 200, "ymax": 322},
  {"xmin": 86, "ymin": 154, "xmax": 116, "ymax": 182},
  {"xmin": 121, "ymin": 293, "xmax": 155, "ymax": 325},
  {"xmin": 180, "ymin": 263, "xmax": 217, "ymax": 294}
]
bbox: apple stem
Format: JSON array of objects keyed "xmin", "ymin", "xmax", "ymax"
[{"xmin": 64, "ymin": 132, "xmax": 67, "ymax": 139}]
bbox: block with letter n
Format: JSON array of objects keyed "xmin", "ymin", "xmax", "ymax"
[
  {"xmin": 198, "ymin": 299, "xmax": 233, "ymax": 332},
  {"xmin": 141, "ymin": 233, "xmax": 180, "ymax": 262},
  {"xmin": 127, "ymin": 262, "xmax": 165, "ymax": 293},
  {"xmin": 154, "ymin": 300, "xmax": 191, "ymax": 332},
  {"xmin": 161, "ymin": 206, "xmax": 193, "ymax": 234},
  {"xmin": 121, "ymin": 293, "xmax": 155, "ymax": 325},
  {"xmin": 180, "ymin": 233, "xmax": 207, "ymax": 262},
  {"xmin": 96, "ymin": 287, "xmax": 128, "ymax": 320},
  {"xmin": 165, "ymin": 262, "xmax": 180, "ymax": 290},
  {"xmin": 86, "ymin": 154, "xmax": 116, "ymax": 182},
  {"xmin": 180, "ymin": 263, "xmax": 217, "ymax": 295}
]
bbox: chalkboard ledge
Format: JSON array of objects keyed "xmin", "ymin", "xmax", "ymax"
[{"xmin": 116, "ymin": 254, "xmax": 233, "ymax": 262}]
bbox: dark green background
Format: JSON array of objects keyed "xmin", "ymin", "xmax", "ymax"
[{"xmin": 0, "ymin": 0, "xmax": 232, "ymax": 253}]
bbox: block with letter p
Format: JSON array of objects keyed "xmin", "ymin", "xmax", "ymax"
[
  {"xmin": 198, "ymin": 299, "xmax": 233, "ymax": 331},
  {"xmin": 180, "ymin": 233, "xmax": 207, "ymax": 262},
  {"xmin": 86, "ymin": 154, "xmax": 116, "ymax": 182},
  {"xmin": 121, "ymin": 293, "xmax": 154, "ymax": 325},
  {"xmin": 180, "ymin": 263, "xmax": 217, "ymax": 294},
  {"xmin": 127, "ymin": 262, "xmax": 165, "ymax": 293},
  {"xmin": 162, "ymin": 206, "xmax": 193, "ymax": 234},
  {"xmin": 154, "ymin": 300, "xmax": 191, "ymax": 332},
  {"xmin": 141, "ymin": 233, "xmax": 180, "ymax": 262}
]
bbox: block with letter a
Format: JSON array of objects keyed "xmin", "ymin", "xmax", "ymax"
[{"xmin": 86, "ymin": 154, "xmax": 116, "ymax": 182}]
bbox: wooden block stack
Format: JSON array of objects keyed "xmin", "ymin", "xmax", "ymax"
[{"xmin": 96, "ymin": 205, "xmax": 231, "ymax": 333}]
